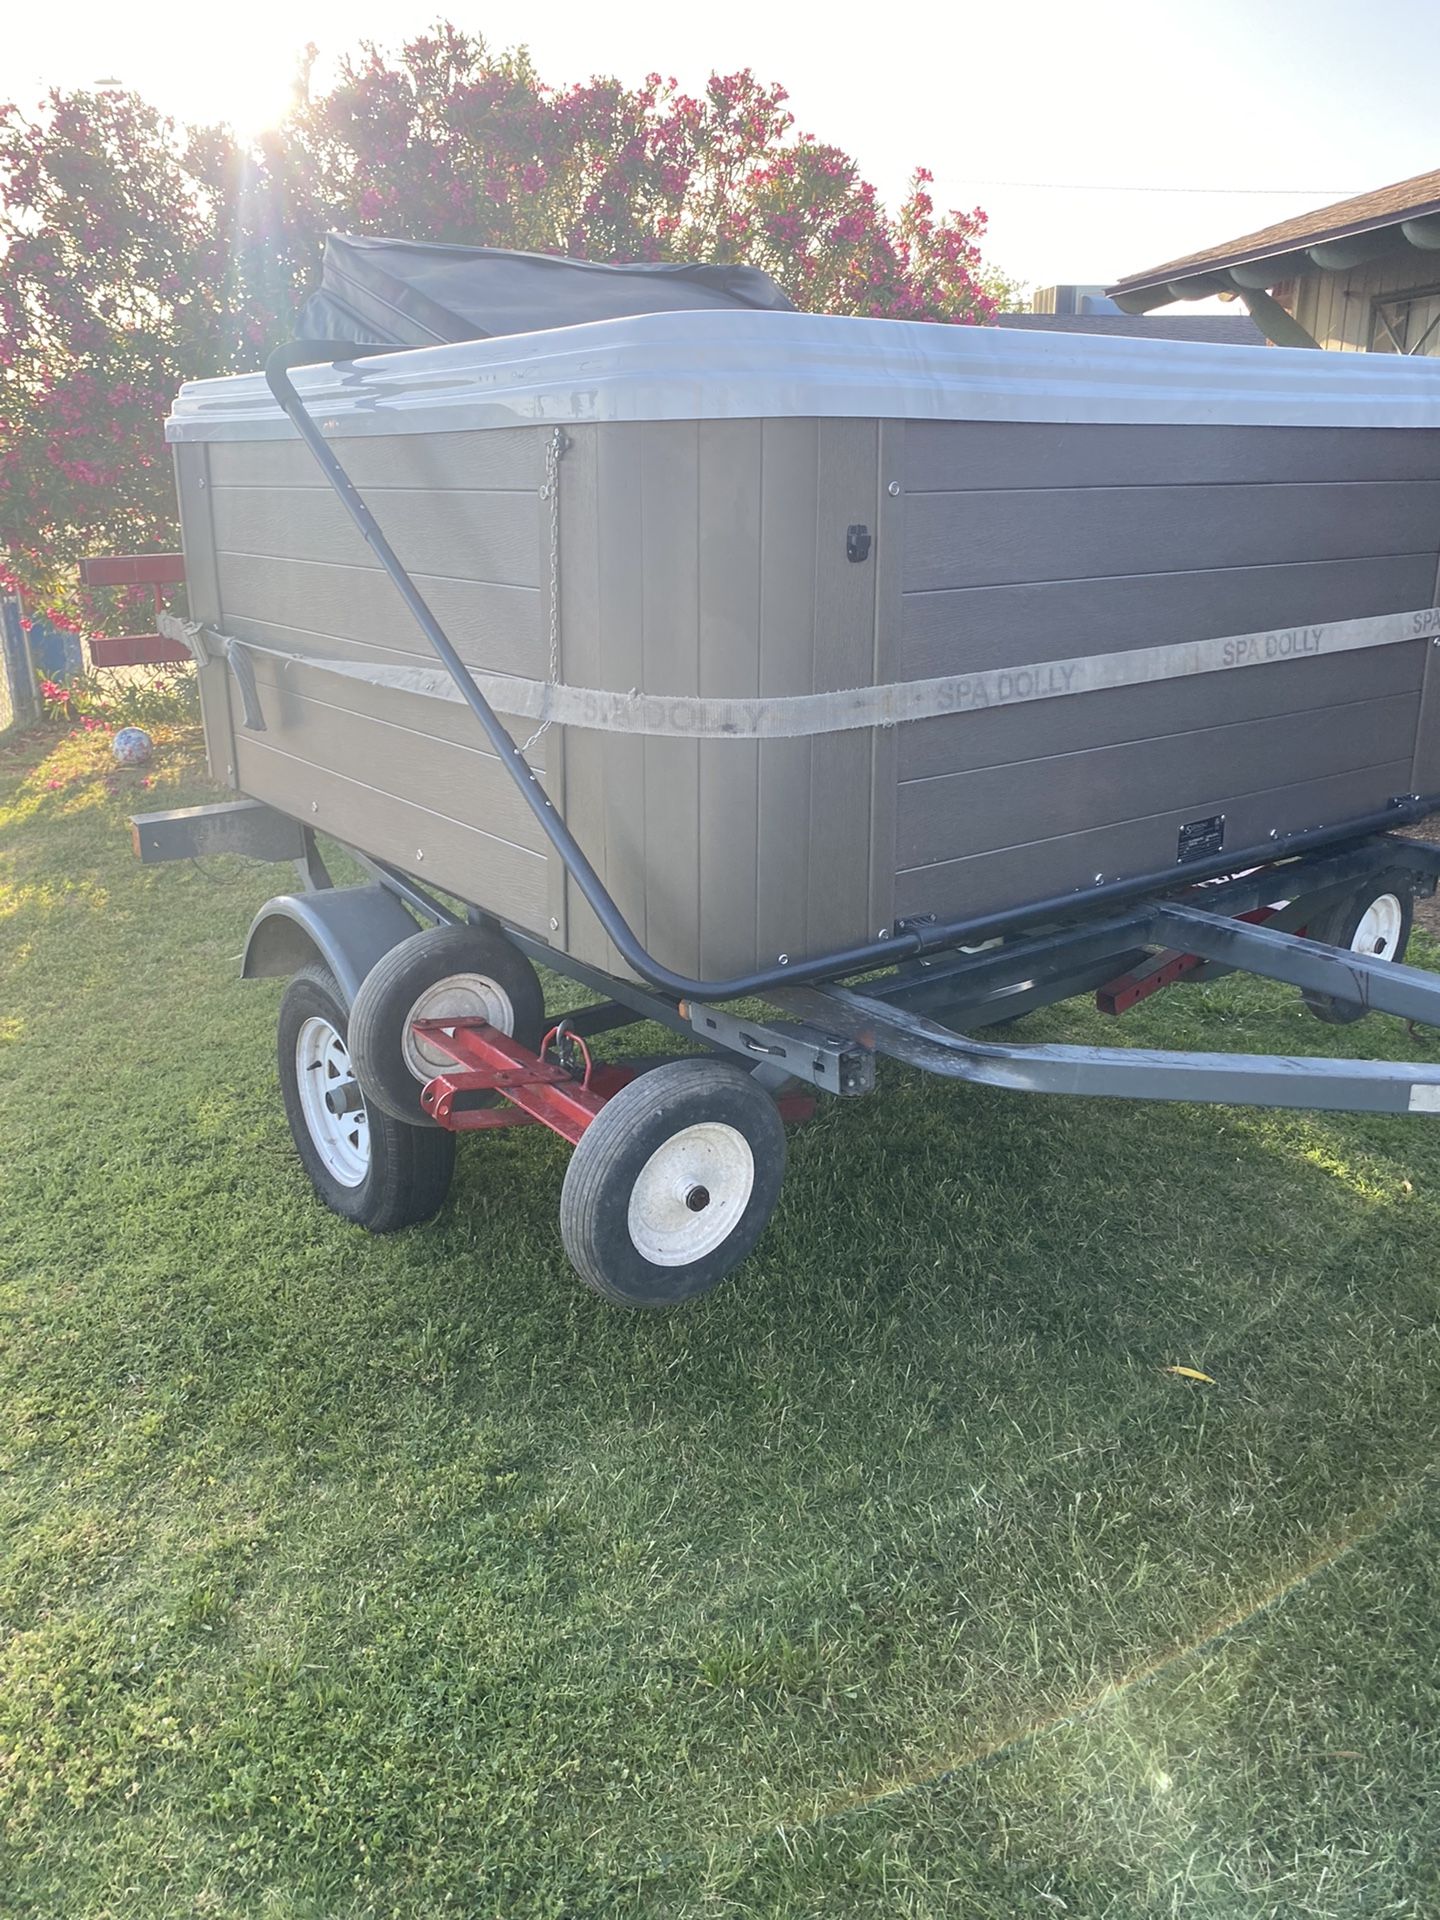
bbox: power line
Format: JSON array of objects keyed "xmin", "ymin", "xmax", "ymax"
[{"xmin": 964, "ymin": 179, "xmax": 1358, "ymax": 197}]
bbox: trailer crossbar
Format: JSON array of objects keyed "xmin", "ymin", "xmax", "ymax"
[
  {"xmin": 415, "ymin": 1018, "xmax": 817, "ymax": 1140},
  {"xmin": 416, "ymin": 1019, "xmax": 619, "ymax": 1142}
]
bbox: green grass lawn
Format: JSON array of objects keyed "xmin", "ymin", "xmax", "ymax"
[{"xmin": 1, "ymin": 721, "xmax": 1437, "ymax": 1919}]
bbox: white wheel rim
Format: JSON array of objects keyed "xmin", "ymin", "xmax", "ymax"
[
  {"xmin": 296, "ymin": 1015, "xmax": 370, "ymax": 1187},
  {"xmin": 1352, "ymin": 893, "xmax": 1404, "ymax": 959},
  {"xmin": 627, "ymin": 1122, "xmax": 755, "ymax": 1268},
  {"xmin": 402, "ymin": 974, "xmax": 515, "ymax": 1079}
]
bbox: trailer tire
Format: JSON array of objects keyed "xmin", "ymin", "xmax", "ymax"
[
  {"xmin": 279, "ymin": 964, "xmax": 455, "ymax": 1232},
  {"xmin": 560, "ymin": 1060, "xmax": 786, "ymax": 1309},
  {"xmin": 1302, "ymin": 885, "xmax": 1414, "ymax": 1026},
  {"xmin": 348, "ymin": 925, "xmax": 546, "ymax": 1124}
]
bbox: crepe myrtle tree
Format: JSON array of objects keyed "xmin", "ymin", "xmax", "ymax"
[
  {"xmin": 0, "ymin": 87, "xmax": 312, "ymax": 630},
  {"xmin": 1, "ymin": 25, "xmax": 1016, "ymax": 627}
]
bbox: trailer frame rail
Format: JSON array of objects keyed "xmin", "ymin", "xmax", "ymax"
[{"xmin": 762, "ymin": 833, "xmax": 1440, "ymax": 1117}]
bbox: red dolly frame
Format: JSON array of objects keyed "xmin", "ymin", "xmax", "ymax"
[
  {"xmin": 414, "ymin": 1017, "xmax": 815, "ymax": 1145},
  {"xmin": 78, "ymin": 554, "xmax": 192, "ymax": 669}
]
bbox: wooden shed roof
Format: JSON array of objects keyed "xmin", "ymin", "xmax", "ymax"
[{"xmin": 1109, "ymin": 166, "xmax": 1440, "ymax": 298}]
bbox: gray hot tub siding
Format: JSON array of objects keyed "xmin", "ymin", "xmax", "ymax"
[
  {"xmin": 176, "ymin": 416, "xmax": 1440, "ymax": 981},
  {"xmin": 893, "ymin": 419, "xmax": 1440, "ymax": 927}
]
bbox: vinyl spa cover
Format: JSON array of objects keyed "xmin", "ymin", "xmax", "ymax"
[{"xmin": 297, "ymin": 232, "xmax": 796, "ymax": 347}]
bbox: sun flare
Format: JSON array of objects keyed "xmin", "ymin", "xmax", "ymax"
[{"xmin": 204, "ymin": 50, "xmax": 303, "ymax": 141}]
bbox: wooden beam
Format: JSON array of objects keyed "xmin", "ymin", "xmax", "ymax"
[
  {"xmin": 1237, "ymin": 288, "xmax": 1320, "ymax": 350},
  {"xmin": 1227, "ymin": 251, "xmax": 1312, "ymax": 290},
  {"xmin": 1165, "ymin": 272, "xmax": 1234, "ymax": 301},
  {"xmin": 1307, "ymin": 229, "xmax": 1402, "ymax": 271},
  {"xmin": 1110, "ymin": 287, "xmax": 1171, "ymax": 315}
]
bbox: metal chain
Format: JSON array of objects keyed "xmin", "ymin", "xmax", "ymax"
[{"xmin": 522, "ymin": 427, "xmax": 567, "ymax": 753}]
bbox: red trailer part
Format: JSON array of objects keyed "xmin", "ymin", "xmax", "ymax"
[
  {"xmin": 78, "ymin": 554, "xmax": 190, "ymax": 668},
  {"xmin": 1094, "ymin": 906, "xmax": 1288, "ymax": 1015},
  {"xmin": 415, "ymin": 1017, "xmax": 816, "ymax": 1141}
]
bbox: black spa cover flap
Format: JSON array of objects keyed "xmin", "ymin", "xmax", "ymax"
[{"xmin": 297, "ymin": 232, "xmax": 796, "ymax": 346}]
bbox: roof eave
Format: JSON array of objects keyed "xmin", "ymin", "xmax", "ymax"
[{"xmin": 1107, "ymin": 196, "xmax": 1440, "ymax": 302}]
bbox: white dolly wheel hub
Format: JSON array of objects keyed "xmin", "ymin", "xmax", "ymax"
[
  {"xmin": 295, "ymin": 1013, "xmax": 370, "ymax": 1187},
  {"xmin": 1351, "ymin": 892, "xmax": 1405, "ymax": 959},
  {"xmin": 401, "ymin": 973, "xmax": 516, "ymax": 1080},
  {"xmin": 626, "ymin": 1121, "xmax": 756, "ymax": 1267}
]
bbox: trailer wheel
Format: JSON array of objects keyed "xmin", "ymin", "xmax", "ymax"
[
  {"xmin": 559, "ymin": 1060, "xmax": 786, "ymax": 1309},
  {"xmin": 348, "ymin": 924, "xmax": 545, "ymax": 1124},
  {"xmin": 278, "ymin": 964, "xmax": 455, "ymax": 1231},
  {"xmin": 1302, "ymin": 885, "xmax": 1414, "ymax": 1025}
]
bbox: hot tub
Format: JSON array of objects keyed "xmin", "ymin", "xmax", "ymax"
[{"xmin": 166, "ymin": 309, "xmax": 1440, "ymax": 980}]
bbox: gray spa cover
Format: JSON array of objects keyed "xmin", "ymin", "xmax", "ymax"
[
  {"xmin": 170, "ymin": 309, "xmax": 1440, "ymax": 442},
  {"xmin": 297, "ymin": 232, "xmax": 795, "ymax": 347}
]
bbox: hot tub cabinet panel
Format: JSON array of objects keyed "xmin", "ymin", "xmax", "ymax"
[
  {"xmin": 546, "ymin": 417, "xmax": 897, "ymax": 980},
  {"xmin": 890, "ymin": 418, "xmax": 1440, "ymax": 929},
  {"xmin": 167, "ymin": 314, "xmax": 1440, "ymax": 980}
]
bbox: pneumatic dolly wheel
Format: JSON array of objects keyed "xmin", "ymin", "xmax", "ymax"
[
  {"xmin": 348, "ymin": 923, "xmax": 546, "ymax": 1124},
  {"xmin": 560, "ymin": 1059, "xmax": 787, "ymax": 1308},
  {"xmin": 1302, "ymin": 884, "xmax": 1415, "ymax": 1026},
  {"xmin": 277, "ymin": 964, "xmax": 456, "ymax": 1232}
]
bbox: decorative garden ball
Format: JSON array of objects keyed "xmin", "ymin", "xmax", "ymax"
[{"xmin": 112, "ymin": 727, "xmax": 154, "ymax": 767}]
